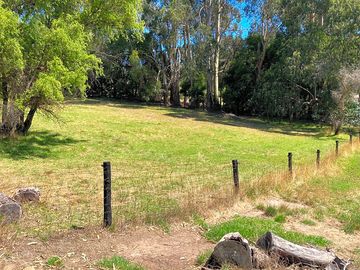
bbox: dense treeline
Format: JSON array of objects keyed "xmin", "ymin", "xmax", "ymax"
[
  {"xmin": 89, "ymin": 0, "xmax": 360, "ymax": 134},
  {"xmin": 0, "ymin": 0, "xmax": 359, "ymax": 136}
]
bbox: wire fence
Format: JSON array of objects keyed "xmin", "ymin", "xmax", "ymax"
[{"xmin": 1, "ymin": 135, "xmax": 358, "ymax": 237}]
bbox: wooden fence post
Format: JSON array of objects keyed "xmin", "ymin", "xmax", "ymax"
[
  {"xmin": 103, "ymin": 161, "xmax": 112, "ymax": 227},
  {"xmin": 288, "ymin": 152, "xmax": 293, "ymax": 175},
  {"xmin": 336, "ymin": 141, "xmax": 339, "ymax": 157},
  {"xmin": 316, "ymin": 150, "xmax": 320, "ymax": 169},
  {"xmin": 232, "ymin": 160, "xmax": 239, "ymax": 192}
]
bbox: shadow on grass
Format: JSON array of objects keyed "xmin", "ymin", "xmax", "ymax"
[
  {"xmin": 164, "ymin": 110, "xmax": 333, "ymax": 138},
  {"xmin": 67, "ymin": 98, "xmax": 335, "ymax": 138},
  {"xmin": 65, "ymin": 98, "xmax": 151, "ymax": 110},
  {"xmin": 0, "ymin": 131, "xmax": 82, "ymax": 160}
]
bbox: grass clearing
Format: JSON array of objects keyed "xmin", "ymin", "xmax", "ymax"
[
  {"xmin": 0, "ymin": 99, "xmax": 348, "ymax": 238},
  {"xmin": 204, "ymin": 216, "xmax": 330, "ymax": 247},
  {"xmin": 98, "ymin": 256, "xmax": 145, "ymax": 270}
]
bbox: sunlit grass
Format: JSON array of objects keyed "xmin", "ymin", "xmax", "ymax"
[
  {"xmin": 98, "ymin": 256, "xmax": 145, "ymax": 270},
  {"xmin": 0, "ymin": 99, "xmax": 348, "ymax": 238},
  {"xmin": 204, "ymin": 216, "xmax": 330, "ymax": 247}
]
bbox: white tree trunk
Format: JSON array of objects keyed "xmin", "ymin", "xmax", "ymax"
[{"xmin": 213, "ymin": 0, "xmax": 222, "ymax": 109}]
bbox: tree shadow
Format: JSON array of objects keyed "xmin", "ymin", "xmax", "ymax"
[
  {"xmin": 65, "ymin": 98, "xmax": 150, "ymax": 110},
  {"xmin": 66, "ymin": 99, "xmax": 334, "ymax": 138},
  {"xmin": 164, "ymin": 109, "xmax": 333, "ymax": 139},
  {"xmin": 0, "ymin": 131, "xmax": 83, "ymax": 160}
]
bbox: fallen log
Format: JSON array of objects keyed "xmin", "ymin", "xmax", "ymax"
[{"xmin": 257, "ymin": 232, "xmax": 338, "ymax": 268}]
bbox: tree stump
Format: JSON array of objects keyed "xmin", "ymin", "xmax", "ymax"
[{"xmin": 203, "ymin": 232, "xmax": 252, "ymax": 270}]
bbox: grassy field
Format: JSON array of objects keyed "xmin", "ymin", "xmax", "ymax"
[{"xmin": 0, "ymin": 99, "xmax": 349, "ymax": 238}]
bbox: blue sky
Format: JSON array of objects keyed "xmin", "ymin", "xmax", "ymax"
[
  {"xmin": 241, "ymin": 15, "xmax": 252, "ymax": 38},
  {"xmin": 239, "ymin": 1, "xmax": 253, "ymax": 38}
]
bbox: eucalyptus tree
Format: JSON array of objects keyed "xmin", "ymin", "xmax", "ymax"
[
  {"xmin": 141, "ymin": 0, "xmax": 194, "ymax": 106},
  {"xmin": 196, "ymin": 0, "xmax": 241, "ymax": 111},
  {"xmin": 0, "ymin": 0, "xmax": 142, "ymax": 136}
]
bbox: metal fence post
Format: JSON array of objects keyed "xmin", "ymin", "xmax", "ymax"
[
  {"xmin": 316, "ymin": 150, "xmax": 320, "ymax": 169},
  {"xmin": 336, "ymin": 140, "xmax": 339, "ymax": 157}
]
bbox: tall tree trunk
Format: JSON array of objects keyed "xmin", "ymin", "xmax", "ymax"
[
  {"xmin": 213, "ymin": 0, "xmax": 222, "ymax": 111},
  {"xmin": 207, "ymin": 59, "xmax": 213, "ymax": 110},
  {"xmin": 161, "ymin": 52, "xmax": 170, "ymax": 106},
  {"xmin": 1, "ymin": 80, "xmax": 8, "ymax": 125},
  {"xmin": 256, "ymin": 40, "xmax": 266, "ymax": 84},
  {"xmin": 171, "ymin": 80, "xmax": 181, "ymax": 107},
  {"xmin": 206, "ymin": 0, "xmax": 213, "ymax": 111},
  {"xmin": 21, "ymin": 107, "xmax": 37, "ymax": 135},
  {"xmin": 169, "ymin": 45, "xmax": 181, "ymax": 107},
  {"xmin": 162, "ymin": 70, "xmax": 170, "ymax": 106}
]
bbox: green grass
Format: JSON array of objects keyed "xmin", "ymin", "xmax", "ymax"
[
  {"xmin": 301, "ymin": 219, "xmax": 316, "ymax": 226},
  {"xmin": 258, "ymin": 204, "xmax": 305, "ymax": 224},
  {"xmin": 46, "ymin": 256, "xmax": 63, "ymax": 267},
  {"xmin": 192, "ymin": 214, "xmax": 209, "ymax": 231},
  {"xmin": 0, "ymin": 99, "xmax": 346, "ymax": 237},
  {"xmin": 264, "ymin": 206, "xmax": 277, "ymax": 217},
  {"xmin": 98, "ymin": 256, "xmax": 145, "ymax": 270},
  {"xmin": 274, "ymin": 214, "xmax": 286, "ymax": 223},
  {"xmin": 196, "ymin": 249, "xmax": 213, "ymax": 266},
  {"xmin": 304, "ymin": 152, "xmax": 360, "ymax": 233},
  {"xmin": 204, "ymin": 216, "xmax": 330, "ymax": 247}
]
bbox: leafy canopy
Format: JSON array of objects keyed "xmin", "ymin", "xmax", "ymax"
[{"xmin": 0, "ymin": 0, "xmax": 142, "ymax": 129}]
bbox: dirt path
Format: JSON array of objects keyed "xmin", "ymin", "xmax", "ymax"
[
  {"xmin": 0, "ymin": 225, "xmax": 213, "ymax": 270},
  {"xmin": 2, "ymin": 199, "xmax": 360, "ymax": 270},
  {"xmin": 207, "ymin": 199, "xmax": 360, "ymax": 259}
]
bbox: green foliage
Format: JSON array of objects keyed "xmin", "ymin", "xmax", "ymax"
[
  {"xmin": 0, "ymin": 0, "xmax": 142, "ymax": 135},
  {"xmin": 344, "ymin": 101, "xmax": 360, "ymax": 127},
  {"xmin": 129, "ymin": 50, "xmax": 161, "ymax": 102},
  {"xmin": 223, "ymin": 0, "xmax": 360, "ymax": 128},
  {"xmin": 204, "ymin": 216, "xmax": 330, "ymax": 247},
  {"xmin": 182, "ymin": 73, "xmax": 207, "ymax": 108},
  {"xmin": 98, "ymin": 256, "xmax": 145, "ymax": 270},
  {"xmin": 46, "ymin": 256, "xmax": 63, "ymax": 267},
  {"xmin": 0, "ymin": 1, "xmax": 23, "ymax": 78}
]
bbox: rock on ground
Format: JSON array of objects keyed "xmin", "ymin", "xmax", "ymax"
[
  {"xmin": 13, "ymin": 187, "xmax": 40, "ymax": 203},
  {"xmin": 0, "ymin": 192, "xmax": 22, "ymax": 224}
]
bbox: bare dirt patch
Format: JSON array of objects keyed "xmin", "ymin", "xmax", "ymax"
[
  {"xmin": 206, "ymin": 198, "xmax": 360, "ymax": 260},
  {"xmin": 1, "ymin": 224, "xmax": 213, "ymax": 270},
  {"xmin": 285, "ymin": 218, "xmax": 360, "ymax": 258}
]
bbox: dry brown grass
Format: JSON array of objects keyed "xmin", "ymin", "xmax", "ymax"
[
  {"xmin": 243, "ymin": 140, "xmax": 357, "ymax": 203},
  {"xmin": 182, "ymin": 139, "xmax": 359, "ymax": 226}
]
